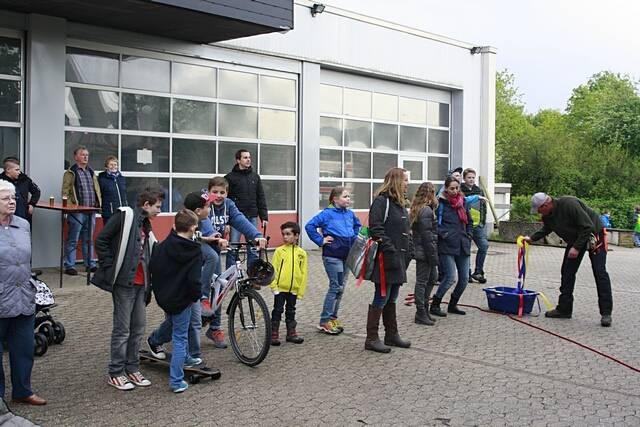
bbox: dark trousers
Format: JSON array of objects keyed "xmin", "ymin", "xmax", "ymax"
[
  {"xmin": 558, "ymin": 240, "xmax": 613, "ymax": 315},
  {"xmin": 271, "ymin": 292, "xmax": 297, "ymax": 323},
  {"xmin": 0, "ymin": 314, "xmax": 35, "ymax": 399}
]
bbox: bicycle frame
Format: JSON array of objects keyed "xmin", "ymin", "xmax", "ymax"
[{"xmin": 208, "ymin": 245, "xmax": 250, "ymax": 312}]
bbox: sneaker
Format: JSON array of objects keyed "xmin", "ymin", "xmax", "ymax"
[
  {"xmin": 64, "ymin": 268, "xmax": 78, "ymax": 276},
  {"xmin": 201, "ymin": 299, "xmax": 214, "ymax": 317},
  {"xmin": 172, "ymin": 380, "xmax": 189, "ymax": 394},
  {"xmin": 470, "ymin": 272, "xmax": 487, "ymax": 284},
  {"xmin": 108, "ymin": 375, "xmax": 135, "ymax": 391},
  {"xmin": 205, "ymin": 329, "xmax": 228, "ymax": 349},
  {"xmin": 184, "ymin": 356, "xmax": 203, "ymax": 368},
  {"xmin": 329, "ymin": 318, "xmax": 344, "ymax": 333},
  {"xmin": 127, "ymin": 371, "xmax": 151, "ymax": 387},
  {"xmin": 147, "ymin": 337, "xmax": 167, "ymax": 360},
  {"xmin": 317, "ymin": 322, "xmax": 339, "ymax": 335}
]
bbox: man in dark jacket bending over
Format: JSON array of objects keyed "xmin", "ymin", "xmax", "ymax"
[{"xmin": 524, "ymin": 193, "xmax": 612, "ymax": 327}]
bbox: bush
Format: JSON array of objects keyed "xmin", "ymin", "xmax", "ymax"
[{"xmin": 508, "ymin": 195, "xmax": 539, "ymax": 222}]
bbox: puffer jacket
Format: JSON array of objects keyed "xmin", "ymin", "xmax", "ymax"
[
  {"xmin": 225, "ymin": 165, "xmax": 268, "ymax": 220},
  {"xmin": 412, "ymin": 205, "xmax": 438, "ymax": 264},
  {"xmin": 98, "ymin": 170, "xmax": 127, "ymax": 221},
  {"xmin": 436, "ymin": 194, "xmax": 472, "ymax": 257},
  {"xmin": 0, "ymin": 215, "xmax": 35, "ymax": 318},
  {"xmin": 305, "ymin": 205, "xmax": 361, "ymax": 260},
  {"xmin": 270, "ymin": 244, "xmax": 308, "ymax": 299}
]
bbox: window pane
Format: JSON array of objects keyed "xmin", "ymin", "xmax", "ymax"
[
  {"xmin": 259, "ymin": 109, "xmax": 296, "ymax": 142},
  {"xmin": 428, "ymin": 101, "xmax": 450, "ymax": 127},
  {"xmin": 372, "ymin": 93, "xmax": 398, "ymax": 121},
  {"xmin": 65, "ymin": 47, "xmax": 119, "ymax": 87},
  {"xmin": 218, "ymin": 142, "xmax": 257, "ymax": 174},
  {"xmin": 171, "ymin": 178, "xmax": 210, "ymax": 212},
  {"xmin": 428, "ymin": 156, "xmax": 449, "ymax": 181},
  {"xmin": 260, "ymin": 144, "xmax": 295, "ymax": 175},
  {"xmin": 400, "ymin": 126, "xmax": 426, "ymax": 152},
  {"xmin": 121, "ymin": 56, "xmax": 170, "ymax": 92},
  {"xmin": 344, "ymin": 182, "xmax": 371, "ymax": 209},
  {"xmin": 218, "ymin": 104, "xmax": 257, "ymax": 138},
  {"xmin": 122, "ymin": 93, "xmax": 170, "ymax": 132},
  {"xmin": 319, "ymin": 181, "xmax": 341, "ymax": 210},
  {"xmin": 373, "ymin": 153, "xmax": 397, "ymax": 179},
  {"xmin": 65, "ymin": 87, "xmax": 118, "ymax": 129},
  {"xmin": 262, "ymin": 180, "xmax": 295, "ymax": 210},
  {"xmin": 260, "ymin": 75, "xmax": 295, "ymax": 107},
  {"xmin": 125, "ymin": 176, "xmax": 170, "ymax": 213},
  {"xmin": 320, "ymin": 149, "xmax": 341, "ymax": 178},
  {"xmin": 172, "ymin": 139, "xmax": 216, "ymax": 174},
  {"xmin": 407, "ymin": 183, "xmax": 420, "ymax": 201},
  {"xmin": 172, "ymin": 99, "xmax": 216, "ymax": 135},
  {"xmin": 219, "ymin": 69, "xmax": 257, "ymax": 102},
  {"xmin": 344, "ymin": 120, "xmax": 371, "ymax": 149},
  {"xmin": 0, "ymin": 37, "xmax": 20, "ymax": 76},
  {"xmin": 172, "ymin": 63, "xmax": 215, "ymax": 98},
  {"xmin": 0, "ymin": 80, "xmax": 20, "ymax": 122},
  {"xmin": 121, "ymin": 135, "xmax": 169, "ymax": 172},
  {"xmin": 399, "ymin": 97, "xmax": 426, "ymax": 125},
  {"xmin": 428, "ymin": 129, "xmax": 449, "ymax": 154},
  {"xmin": 64, "ymin": 132, "xmax": 118, "ymax": 171},
  {"xmin": 344, "ymin": 151, "xmax": 370, "ymax": 179},
  {"xmin": 404, "ymin": 160, "xmax": 423, "ymax": 181},
  {"xmin": 373, "ymin": 123, "xmax": 398, "ymax": 150},
  {"xmin": 343, "ymin": 88, "xmax": 371, "ymax": 118},
  {"xmin": 320, "ymin": 84, "xmax": 342, "ymax": 114},
  {"xmin": 0, "ymin": 127, "xmax": 20, "ymax": 162},
  {"xmin": 320, "ymin": 117, "xmax": 342, "ymax": 147}
]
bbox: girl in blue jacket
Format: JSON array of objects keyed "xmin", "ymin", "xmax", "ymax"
[{"xmin": 305, "ymin": 186, "xmax": 361, "ymax": 335}]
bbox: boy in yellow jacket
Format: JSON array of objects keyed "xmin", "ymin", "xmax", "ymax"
[{"xmin": 270, "ymin": 222, "xmax": 308, "ymax": 345}]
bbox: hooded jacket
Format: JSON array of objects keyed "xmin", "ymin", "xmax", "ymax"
[
  {"xmin": 97, "ymin": 170, "xmax": 127, "ymax": 220},
  {"xmin": 412, "ymin": 205, "xmax": 438, "ymax": 264},
  {"xmin": 225, "ymin": 165, "xmax": 268, "ymax": 221},
  {"xmin": 305, "ymin": 205, "xmax": 361, "ymax": 260},
  {"xmin": 207, "ymin": 198, "xmax": 262, "ymax": 247},
  {"xmin": 0, "ymin": 172, "xmax": 40, "ymax": 220},
  {"xmin": 436, "ymin": 193, "xmax": 472, "ymax": 256},
  {"xmin": 270, "ymin": 244, "xmax": 308, "ymax": 298}
]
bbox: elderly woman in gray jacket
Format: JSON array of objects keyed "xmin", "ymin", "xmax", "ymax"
[{"xmin": 0, "ymin": 180, "xmax": 46, "ymax": 405}]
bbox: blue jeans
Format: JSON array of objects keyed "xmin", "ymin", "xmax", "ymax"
[
  {"xmin": 149, "ymin": 302, "xmax": 202, "ymax": 359},
  {"xmin": 0, "ymin": 314, "xmax": 35, "ymax": 399},
  {"xmin": 371, "ymin": 283, "xmax": 401, "ymax": 309},
  {"xmin": 226, "ymin": 216, "xmax": 258, "ymax": 269},
  {"xmin": 320, "ymin": 257, "xmax": 347, "ymax": 324},
  {"xmin": 201, "ymin": 243, "xmax": 221, "ymax": 298},
  {"xmin": 435, "ymin": 254, "xmax": 470, "ymax": 301},
  {"xmin": 471, "ymin": 225, "xmax": 489, "ymax": 274},
  {"xmin": 64, "ymin": 212, "xmax": 96, "ymax": 268},
  {"xmin": 168, "ymin": 306, "xmax": 191, "ymax": 389}
]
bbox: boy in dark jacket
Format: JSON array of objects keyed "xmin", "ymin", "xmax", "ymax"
[{"xmin": 148, "ymin": 209, "xmax": 202, "ymax": 393}]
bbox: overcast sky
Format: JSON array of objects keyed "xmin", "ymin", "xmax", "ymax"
[{"xmin": 323, "ymin": 0, "xmax": 640, "ymax": 113}]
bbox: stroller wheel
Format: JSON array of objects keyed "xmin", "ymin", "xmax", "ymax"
[
  {"xmin": 34, "ymin": 333, "xmax": 48, "ymax": 357},
  {"xmin": 38, "ymin": 323, "xmax": 55, "ymax": 345},
  {"xmin": 52, "ymin": 321, "xmax": 66, "ymax": 344}
]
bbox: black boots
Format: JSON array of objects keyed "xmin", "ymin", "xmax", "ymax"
[
  {"xmin": 271, "ymin": 321, "xmax": 281, "ymax": 346},
  {"xmin": 382, "ymin": 303, "xmax": 411, "ymax": 348},
  {"xmin": 285, "ymin": 320, "xmax": 304, "ymax": 344},
  {"xmin": 447, "ymin": 295, "xmax": 466, "ymax": 315},
  {"xmin": 430, "ymin": 295, "xmax": 447, "ymax": 317},
  {"xmin": 415, "ymin": 307, "xmax": 434, "ymax": 325},
  {"xmin": 364, "ymin": 305, "xmax": 391, "ymax": 353}
]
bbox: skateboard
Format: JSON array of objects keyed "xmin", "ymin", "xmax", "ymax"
[{"xmin": 139, "ymin": 350, "xmax": 222, "ymax": 384}]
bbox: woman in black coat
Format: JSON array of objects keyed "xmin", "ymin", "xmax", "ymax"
[
  {"xmin": 98, "ymin": 156, "xmax": 127, "ymax": 224},
  {"xmin": 365, "ymin": 167, "xmax": 412, "ymax": 353}
]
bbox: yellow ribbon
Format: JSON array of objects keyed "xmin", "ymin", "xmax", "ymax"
[{"xmin": 537, "ymin": 292, "xmax": 554, "ymax": 310}]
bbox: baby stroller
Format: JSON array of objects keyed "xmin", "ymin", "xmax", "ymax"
[{"xmin": 32, "ymin": 273, "xmax": 65, "ymax": 357}]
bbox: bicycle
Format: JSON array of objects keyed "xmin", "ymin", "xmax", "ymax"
[{"xmin": 202, "ymin": 241, "xmax": 271, "ymax": 366}]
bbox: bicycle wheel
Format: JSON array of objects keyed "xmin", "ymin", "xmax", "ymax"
[{"xmin": 228, "ymin": 288, "xmax": 271, "ymax": 366}]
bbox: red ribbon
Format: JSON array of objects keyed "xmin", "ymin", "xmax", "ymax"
[
  {"xmin": 355, "ymin": 239, "xmax": 375, "ymax": 288},
  {"xmin": 379, "ymin": 251, "xmax": 386, "ymax": 297},
  {"xmin": 517, "ymin": 293, "xmax": 524, "ymax": 317}
]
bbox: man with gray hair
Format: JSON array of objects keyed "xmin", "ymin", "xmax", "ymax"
[{"xmin": 524, "ymin": 192, "xmax": 612, "ymax": 327}]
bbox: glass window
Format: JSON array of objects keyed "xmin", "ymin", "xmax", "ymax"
[
  {"xmin": 343, "ymin": 88, "xmax": 371, "ymax": 118},
  {"xmin": 0, "ymin": 80, "xmax": 20, "ymax": 122},
  {"xmin": 320, "ymin": 84, "xmax": 342, "ymax": 114},
  {"xmin": 219, "ymin": 69, "xmax": 258, "ymax": 103},
  {"xmin": 400, "ymin": 126, "xmax": 426, "ymax": 153},
  {"xmin": 121, "ymin": 56, "xmax": 170, "ymax": 92},
  {"xmin": 260, "ymin": 75, "xmax": 295, "ymax": 107},
  {"xmin": 404, "ymin": 160, "xmax": 423, "ymax": 181},
  {"xmin": 344, "ymin": 120, "xmax": 371, "ymax": 149},
  {"xmin": 0, "ymin": 127, "xmax": 20, "ymax": 162},
  {"xmin": 428, "ymin": 129, "xmax": 449, "ymax": 154},
  {"xmin": 407, "ymin": 183, "xmax": 420, "ymax": 201},
  {"xmin": 172, "ymin": 138, "xmax": 216, "ymax": 174},
  {"xmin": 262, "ymin": 180, "xmax": 295, "ymax": 210},
  {"xmin": 320, "ymin": 149, "xmax": 341, "ymax": 178},
  {"xmin": 121, "ymin": 135, "xmax": 169, "ymax": 172},
  {"xmin": 171, "ymin": 178, "xmax": 210, "ymax": 212},
  {"xmin": 319, "ymin": 181, "xmax": 341, "ymax": 209},
  {"xmin": 64, "ymin": 132, "xmax": 118, "ymax": 171},
  {"xmin": 218, "ymin": 104, "xmax": 257, "ymax": 138},
  {"xmin": 373, "ymin": 153, "xmax": 397, "ymax": 179},
  {"xmin": 259, "ymin": 109, "xmax": 296, "ymax": 142},
  {"xmin": 344, "ymin": 151, "xmax": 370, "ymax": 179},
  {"xmin": 373, "ymin": 123, "xmax": 398, "ymax": 150},
  {"xmin": 172, "ymin": 99, "xmax": 216, "ymax": 136},
  {"xmin": 171, "ymin": 63, "xmax": 215, "ymax": 98},
  {"xmin": 344, "ymin": 182, "xmax": 371, "ymax": 209},
  {"xmin": 428, "ymin": 156, "xmax": 449, "ymax": 181},
  {"xmin": 399, "ymin": 97, "xmax": 427, "ymax": 125},
  {"xmin": 65, "ymin": 87, "xmax": 118, "ymax": 129},
  {"xmin": 65, "ymin": 48, "xmax": 119, "ymax": 87},
  {"xmin": 125, "ymin": 176, "xmax": 170, "ymax": 213},
  {"xmin": 121, "ymin": 93, "xmax": 170, "ymax": 132},
  {"xmin": 320, "ymin": 117, "xmax": 342, "ymax": 147},
  {"xmin": 372, "ymin": 93, "xmax": 398, "ymax": 121},
  {"xmin": 218, "ymin": 142, "xmax": 257, "ymax": 174},
  {"xmin": 260, "ymin": 144, "xmax": 295, "ymax": 175},
  {"xmin": 0, "ymin": 37, "xmax": 20, "ymax": 76},
  {"xmin": 428, "ymin": 101, "xmax": 450, "ymax": 127}
]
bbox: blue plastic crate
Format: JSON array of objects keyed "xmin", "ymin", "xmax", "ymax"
[{"xmin": 483, "ymin": 286, "xmax": 537, "ymax": 315}]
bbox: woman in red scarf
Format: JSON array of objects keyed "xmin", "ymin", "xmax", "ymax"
[{"xmin": 430, "ymin": 176, "xmax": 473, "ymax": 317}]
